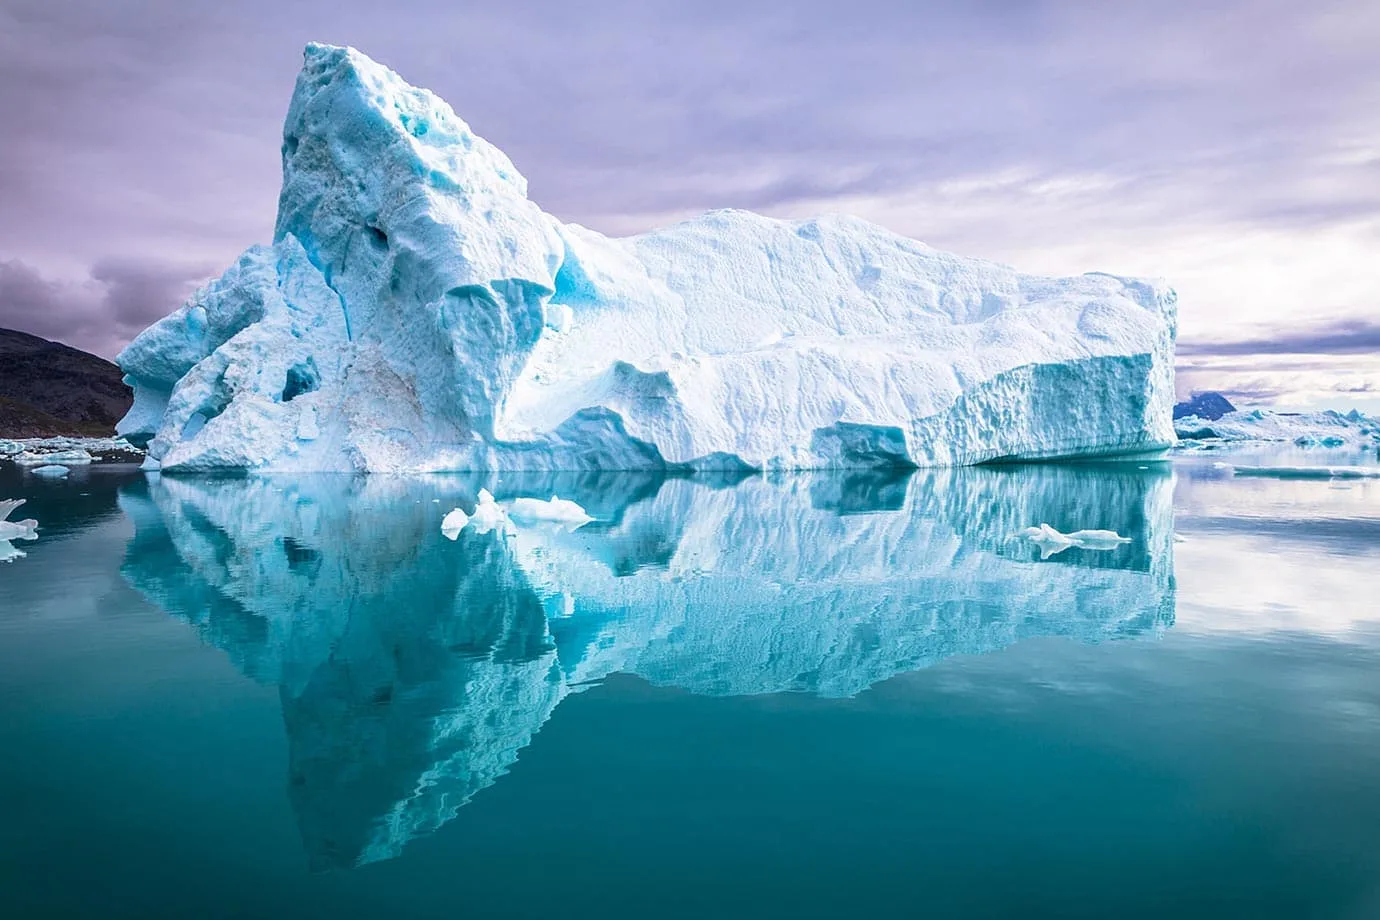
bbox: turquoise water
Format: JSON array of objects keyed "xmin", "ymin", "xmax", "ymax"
[{"xmin": 2, "ymin": 458, "xmax": 1380, "ymax": 918}]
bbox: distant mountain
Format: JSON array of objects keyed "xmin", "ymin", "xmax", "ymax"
[
  {"xmin": 1173, "ymin": 391, "xmax": 1235, "ymax": 421},
  {"xmin": 0, "ymin": 328, "xmax": 132, "ymax": 437}
]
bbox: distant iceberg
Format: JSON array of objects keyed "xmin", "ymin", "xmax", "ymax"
[
  {"xmin": 1174, "ymin": 408, "xmax": 1379, "ymax": 447},
  {"xmin": 1224, "ymin": 464, "xmax": 1380, "ymax": 480},
  {"xmin": 116, "ymin": 44, "xmax": 1177, "ymax": 473},
  {"xmin": 12, "ymin": 449, "xmax": 92, "ymax": 466}
]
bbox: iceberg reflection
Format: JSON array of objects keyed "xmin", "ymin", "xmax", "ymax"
[{"xmin": 119, "ymin": 464, "xmax": 1175, "ymax": 867}]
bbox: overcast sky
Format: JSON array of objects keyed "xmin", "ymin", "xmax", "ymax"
[{"xmin": 1, "ymin": 0, "xmax": 1377, "ymax": 408}]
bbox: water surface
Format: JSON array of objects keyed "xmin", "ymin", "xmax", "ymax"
[{"xmin": 2, "ymin": 458, "xmax": 1379, "ymax": 918}]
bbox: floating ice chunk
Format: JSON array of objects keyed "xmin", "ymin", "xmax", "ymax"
[
  {"xmin": 507, "ymin": 495, "xmax": 594, "ymax": 530},
  {"xmin": 1227, "ymin": 464, "xmax": 1380, "ymax": 480},
  {"xmin": 469, "ymin": 489, "xmax": 511, "ymax": 535},
  {"xmin": 1014, "ymin": 523, "xmax": 1131, "ymax": 559},
  {"xmin": 0, "ymin": 440, "xmax": 23, "ymax": 457},
  {"xmin": 440, "ymin": 507, "xmax": 470, "ymax": 540},
  {"xmin": 29, "ymin": 465, "xmax": 71, "ymax": 478},
  {"xmin": 0, "ymin": 499, "xmax": 39, "ymax": 542},
  {"xmin": 1066, "ymin": 528, "xmax": 1135, "ymax": 549},
  {"xmin": 13, "ymin": 450, "xmax": 92, "ymax": 466}
]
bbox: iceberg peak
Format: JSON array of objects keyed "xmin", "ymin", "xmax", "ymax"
[{"xmin": 116, "ymin": 43, "xmax": 1177, "ymax": 473}]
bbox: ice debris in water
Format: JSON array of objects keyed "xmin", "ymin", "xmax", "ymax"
[
  {"xmin": 13, "ymin": 449, "xmax": 92, "ymax": 466},
  {"xmin": 1174, "ymin": 408, "xmax": 1379, "ymax": 447},
  {"xmin": 1225, "ymin": 464, "xmax": 1380, "ymax": 480},
  {"xmin": 1014, "ymin": 523, "xmax": 1132, "ymax": 559},
  {"xmin": 0, "ymin": 499, "xmax": 39, "ymax": 544},
  {"xmin": 507, "ymin": 495, "xmax": 593, "ymax": 529},
  {"xmin": 468, "ymin": 489, "xmax": 510, "ymax": 535},
  {"xmin": 113, "ymin": 43, "xmax": 1177, "ymax": 474},
  {"xmin": 29, "ymin": 465, "xmax": 71, "ymax": 478},
  {"xmin": 440, "ymin": 507, "xmax": 470, "ymax": 540}
]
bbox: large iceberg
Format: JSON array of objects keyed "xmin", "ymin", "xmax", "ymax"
[{"xmin": 117, "ymin": 44, "xmax": 1177, "ymax": 473}]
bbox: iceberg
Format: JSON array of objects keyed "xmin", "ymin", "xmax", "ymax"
[
  {"xmin": 507, "ymin": 495, "xmax": 593, "ymax": 529},
  {"xmin": 439, "ymin": 506, "xmax": 469, "ymax": 540},
  {"xmin": 1224, "ymin": 464, "xmax": 1380, "ymax": 480},
  {"xmin": 468, "ymin": 489, "xmax": 510, "ymax": 534},
  {"xmin": 0, "ymin": 498, "xmax": 39, "ymax": 543},
  {"xmin": 28, "ymin": 465, "xmax": 71, "ymax": 478},
  {"xmin": 12, "ymin": 449, "xmax": 92, "ymax": 466},
  {"xmin": 1174, "ymin": 408, "xmax": 1379, "ymax": 447},
  {"xmin": 116, "ymin": 43, "xmax": 1177, "ymax": 473}
]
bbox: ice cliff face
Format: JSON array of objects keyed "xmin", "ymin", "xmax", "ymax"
[{"xmin": 118, "ymin": 43, "xmax": 1177, "ymax": 473}]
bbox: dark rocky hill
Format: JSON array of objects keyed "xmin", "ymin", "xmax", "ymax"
[
  {"xmin": 1173, "ymin": 391, "xmax": 1235, "ymax": 421},
  {"xmin": 0, "ymin": 328, "xmax": 132, "ymax": 436}
]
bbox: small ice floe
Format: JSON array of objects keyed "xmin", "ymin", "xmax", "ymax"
[
  {"xmin": 1225, "ymin": 464, "xmax": 1380, "ymax": 480},
  {"xmin": 440, "ymin": 507, "xmax": 470, "ymax": 540},
  {"xmin": 507, "ymin": 495, "xmax": 594, "ymax": 530},
  {"xmin": 0, "ymin": 499, "xmax": 39, "ymax": 544},
  {"xmin": 29, "ymin": 465, "xmax": 71, "ymax": 478},
  {"xmin": 468, "ymin": 489, "xmax": 510, "ymax": 535},
  {"xmin": 13, "ymin": 449, "xmax": 93, "ymax": 466},
  {"xmin": 1014, "ymin": 523, "xmax": 1132, "ymax": 560}
]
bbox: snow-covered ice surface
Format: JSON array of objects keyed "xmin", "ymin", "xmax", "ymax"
[
  {"xmin": 117, "ymin": 463, "xmax": 1173, "ymax": 865},
  {"xmin": 116, "ymin": 43, "xmax": 1177, "ymax": 474}
]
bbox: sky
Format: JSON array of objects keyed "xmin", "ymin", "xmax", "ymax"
[{"xmin": 1, "ymin": 0, "xmax": 1378, "ymax": 410}]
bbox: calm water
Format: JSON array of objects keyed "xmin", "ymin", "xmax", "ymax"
[{"xmin": 2, "ymin": 457, "xmax": 1379, "ymax": 919}]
